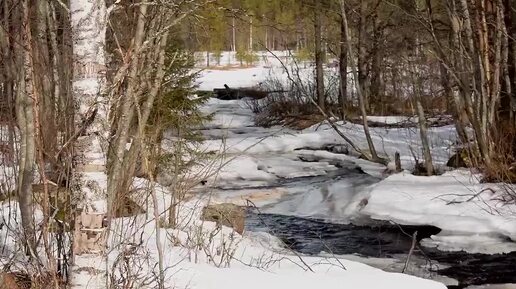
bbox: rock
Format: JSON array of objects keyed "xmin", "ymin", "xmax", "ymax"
[
  {"xmin": 412, "ymin": 161, "xmax": 432, "ymax": 176},
  {"xmin": 446, "ymin": 149, "xmax": 470, "ymax": 168},
  {"xmin": 201, "ymin": 203, "xmax": 245, "ymax": 234},
  {"xmin": 323, "ymin": 144, "xmax": 349, "ymax": 155}
]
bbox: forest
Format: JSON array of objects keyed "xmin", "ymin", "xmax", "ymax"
[{"xmin": 0, "ymin": 0, "xmax": 515, "ymax": 288}]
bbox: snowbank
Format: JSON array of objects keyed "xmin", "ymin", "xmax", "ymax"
[
  {"xmin": 363, "ymin": 171, "xmax": 516, "ymax": 253},
  {"xmin": 67, "ymin": 175, "xmax": 447, "ymax": 289}
]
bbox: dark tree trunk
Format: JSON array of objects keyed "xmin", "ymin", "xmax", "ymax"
[
  {"xmin": 314, "ymin": 0, "xmax": 325, "ymax": 111},
  {"xmin": 339, "ymin": 0, "xmax": 348, "ymax": 120}
]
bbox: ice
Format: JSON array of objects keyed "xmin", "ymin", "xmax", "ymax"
[
  {"xmin": 362, "ymin": 171, "xmax": 516, "ymax": 251},
  {"xmin": 421, "ymin": 233, "xmax": 516, "ymax": 254},
  {"xmin": 198, "ymin": 96, "xmax": 516, "ymax": 254},
  {"xmin": 68, "ymin": 176, "xmax": 447, "ymax": 289}
]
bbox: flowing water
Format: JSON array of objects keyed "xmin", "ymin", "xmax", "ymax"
[{"xmin": 203, "ymin": 96, "xmax": 516, "ymax": 289}]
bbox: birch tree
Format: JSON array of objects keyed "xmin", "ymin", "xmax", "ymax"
[{"xmin": 70, "ymin": 0, "xmax": 108, "ymax": 194}]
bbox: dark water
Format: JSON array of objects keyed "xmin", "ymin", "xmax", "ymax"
[{"xmin": 245, "ymin": 211, "xmax": 516, "ymax": 288}]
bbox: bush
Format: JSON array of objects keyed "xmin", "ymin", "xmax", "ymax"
[
  {"xmin": 236, "ymin": 49, "xmax": 259, "ymax": 66},
  {"xmin": 294, "ymin": 48, "xmax": 313, "ymax": 63},
  {"xmin": 212, "ymin": 50, "xmax": 222, "ymax": 65},
  {"xmin": 244, "ymin": 76, "xmax": 319, "ymax": 128}
]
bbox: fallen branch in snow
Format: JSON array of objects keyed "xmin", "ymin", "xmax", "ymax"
[{"xmin": 392, "ymin": 222, "xmax": 436, "ymax": 272}]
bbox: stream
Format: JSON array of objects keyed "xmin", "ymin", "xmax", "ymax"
[
  {"xmin": 201, "ymin": 95, "xmax": 516, "ymax": 289},
  {"xmin": 245, "ymin": 210, "xmax": 516, "ymax": 288},
  {"xmin": 241, "ymin": 162, "xmax": 516, "ymax": 288}
]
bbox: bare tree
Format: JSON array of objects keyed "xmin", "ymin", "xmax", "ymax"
[
  {"xmin": 341, "ymin": 0, "xmax": 380, "ymax": 162},
  {"xmin": 314, "ymin": 0, "xmax": 325, "ymax": 111},
  {"xmin": 17, "ymin": 0, "xmax": 37, "ymax": 254},
  {"xmin": 338, "ymin": 0, "xmax": 348, "ymax": 120}
]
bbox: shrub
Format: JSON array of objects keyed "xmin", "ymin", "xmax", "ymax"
[{"xmin": 236, "ymin": 49, "xmax": 259, "ymax": 66}]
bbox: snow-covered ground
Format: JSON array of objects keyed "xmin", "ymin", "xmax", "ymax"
[
  {"xmin": 70, "ymin": 80, "xmax": 457, "ymax": 288},
  {"xmin": 3, "ymin": 51, "xmax": 515, "ymax": 289},
  {"xmin": 200, "ymin": 95, "xmax": 516, "ymax": 252},
  {"xmin": 195, "ymin": 93, "xmax": 516, "ymax": 257},
  {"xmin": 194, "ymin": 50, "xmax": 340, "ymax": 91},
  {"xmin": 67, "ymin": 174, "xmax": 446, "ymax": 289}
]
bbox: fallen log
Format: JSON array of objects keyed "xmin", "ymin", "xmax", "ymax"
[{"xmin": 213, "ymin": 84, "xmax": 287, "ymax": 100}]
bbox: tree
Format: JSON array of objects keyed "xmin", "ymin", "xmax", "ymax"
[
  {"xmin": 341, "ymin": 0, "xmax": 380, "ymax": 162},
  {"xmin": 18, "ymin": 0, "xmax": 37, "ymax": 255},
  {"xmin": 338, "ymin": 0, "xmax": 348, "ymax": 120},
  {"xmin": 314, "ymin": 0, "xmax": 325, "ymax": 110}
]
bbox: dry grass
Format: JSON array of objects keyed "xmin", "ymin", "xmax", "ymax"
[{"xmin": 482, "ymin": 121, "xmax": 516, "ymax": 183}]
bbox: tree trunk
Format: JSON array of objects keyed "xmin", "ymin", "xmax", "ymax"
[
  {"xmin": 106, "ymin": 3, "xmax": 148, "ymax": 216},
  {"xmin": 18, "ymin": 0, "xmax": 37, "ymax": 255},
  {"xmin": 249, "ymin": 15, "xmax": 253, "ymax": 51},
  {"xmin": 503, "ymin": 0, "xmax": 516, "ymax": 121},
  {"xmin": 314, "ymin": 0, "xmax": 325, "ymax": 111},
  {"xmin": 440, "ymin": 62, "xmax": 468, "ymax": 144},
  {"xmin": 415, "ymin": 94, "xmax": 435, "ymax": 176},
  {"xmin": 339, "ymin": 0, "xmax": 348, "ymax": 120},
  {"xmin": 455, "ymin": 0, "xmax": 491, "ymax": 166},
  {"xmin": 341, "ymin": 0, "xmax": 380, "ymax": 162},
  {"xmin": 70, "ymin": 0, "xmax": 107, "ymax": 173},
  {"xmin": 232, "ymin": 16, "xmax": 236, "ymax": 52},
  {"xmin": 358, "ymin": 0, "xmax": 369, "ymax": 111}
]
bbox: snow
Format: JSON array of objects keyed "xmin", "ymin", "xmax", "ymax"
[
  {"xmin": 467, "ymin": 285, "xmax": 516, "ymax": 289},
  {"xmin": 194, "ymin": 51, "xmax": 340, "ymax": 91},
  {"xmin": 65, "ymin": 175, "xmax": 447, "ymax": 289},
  {"xmin": 194, "ymin": 51, "xmax": 292, "ymax": 90},
  {"xmin": 196, "ymin": 96, "xmax": 516, "ymax": 256},
  {"xmin": 421, "ymin": 234, "xmax": 516, "ymax": 254},
  {"xmin": 362, "ymin": 171, "xmax": 516, "ymax": 253},
  {"xmin": 366, "ymin": 115, "xmax": 414, "ymax": 124},
  {"xmin": 66, "ymin": 59, "xmax": 516, "ymax": 289},
  {"xmin": 174, "ymin": 259, "xmax": 443, "ymax": 289},
  {"xmin": 4, "ymin": 51, "xmax": 514, "ymax": 288},
  {"xmin": 197, "ymin": 67, "xmax": 276, "ymax": 91},
  {"xmin": 200, "ymin": 99, "xmax": 457, "ymax": 170}
]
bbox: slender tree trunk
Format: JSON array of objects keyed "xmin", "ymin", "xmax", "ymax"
[
  {"xmin": 339, "ymin": 0, "xmax": 348, "ymax": 120},
  {"xmin": 358, "ymin": 0, "xmax": 369, "ymax": 111},
  {"xmin": 412, "ymin": 68, "xmax": 434, "ymax": 176},
  {"xmin": 249, "ymin": 15, "xmax": 253, "ymax": 51},
  {"xmin": 456, "ymin": 0, "xmax": 491, "ymax": 166},
  {"xmin": 502, "ymin": 0, "xmax": 515, "ymax": 121},
  {"xmin": 265, "ymin": 22, "xmax": 268, "ymax": 50},
  {"xmin": 490, "ymin": 2, "xmax": 503, "ymax": 125},
  {"xmin": 509, "ymin": 0, "xmax": 516, "ymax": 121},
  {"xmin": 106, "ymin": 3, "xmax": 148, "ymax": 216},
  {"xmin": 232, "ymin": 16, "xmax": 236, "ymax": 52},
  {"xmin": 18, "ymin": 0, "xmax": 37, "ymax": 255},
  {"xmin": 370, "ymin": 17, "xmax": 383, "ymax": 114},
  {"xmin": 314, "ymin": 0, "xmax": 325, "ymax": 111},
  {"xmin": 341, "ymin": 0, "xmax": 380, "ymax": 162},
  {"xmin": 440, "ymin": 61, "xmax": 468, "ymax": 144}
]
